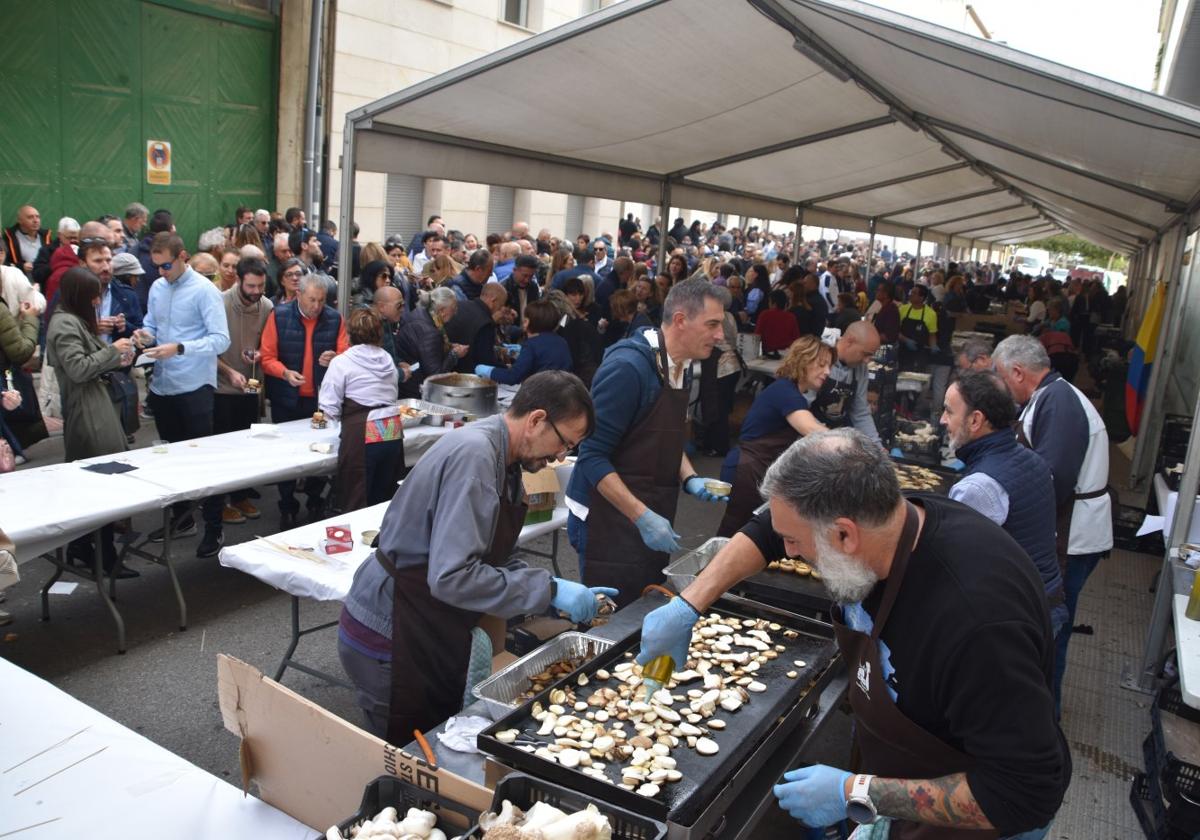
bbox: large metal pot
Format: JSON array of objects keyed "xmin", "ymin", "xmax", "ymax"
[{"xmin": 421, "ymin": 373, "xmax": 498, "ymax": 416}]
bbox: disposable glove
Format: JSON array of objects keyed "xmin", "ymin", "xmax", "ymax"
[
  {"xmin": 551, "ymin": 578, "xmax": 619, "ymax": 623},
  {"xmin": 635, "ymin": 509, "xmax": 681, "ymax": 553},
  {"xmin": 773, "ymin": 765, "xmax": 852, "ymax": 828},
  {"xmin": 889, "ymin": 447, "xmax": 904, "ymax": 458},
  {"xmin": 636, "ymin": 597, "xmax": 700, "ymax": 672},
  {"xmin": 474, "ymin": 364, "xmax": 495, "ymax": 378},
  {"xmin": 502, "ymin": 343, "xmax": 523, "ymax": 356},
  {"xmin": 684, "ymin": 475, "xmax": 728, "ymax": 503}
]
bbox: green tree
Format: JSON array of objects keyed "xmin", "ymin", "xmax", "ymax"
[{"xmin": 1015, "ymin": 234, "xmax": 1127, "ymax": 270}]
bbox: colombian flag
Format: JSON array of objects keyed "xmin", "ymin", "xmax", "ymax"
[{"xmin": 1127, "ymin": 282, "xmax": 1166, "ymax": 435}]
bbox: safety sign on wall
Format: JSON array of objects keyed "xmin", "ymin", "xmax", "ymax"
[{"xmin": 146, "ymin": 140, "xmax": 172, "ymax": 186}]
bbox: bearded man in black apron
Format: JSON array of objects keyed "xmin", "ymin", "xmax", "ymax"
[
  {"xmin": 810, "ymin": 321, "xmax": 882, "ymax": 445},
  {"xmin": 638, "ymin": 429, "xmax": 1069, "ymax": 839},
  {"xmin": 565, "ymin": 278, "xmax": 729, "ymax": 608},
  {"xmin": 337, "ymin": 371, "xmax": 618, "ymax": 743}
]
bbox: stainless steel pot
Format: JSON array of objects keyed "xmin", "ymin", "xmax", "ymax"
[{"xmin": 421, "ymin": 373, "xmax": 498, "ymax": 416}]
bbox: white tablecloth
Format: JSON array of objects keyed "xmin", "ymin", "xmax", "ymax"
[
  {"xmin": 0, "ymin": 658, "xmax": 314, "ymax": 839},
  {"xmin": 744, "ymin": 356, "xmax": 782, "ymax": 377},
  {"xmin": 1150, "ymin": 472, "xmax": 1200, "ymax": 544},
  {"xmin": 0, "ymin": 418, "xmax": 451, "ymax": 564}
]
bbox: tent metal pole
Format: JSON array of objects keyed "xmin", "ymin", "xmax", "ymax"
[
  {"xmin": 1132, "ymin": 372, "xmax": 1200, "ymax": 692},
  {"xmin": 793, "ymin": 206, "xmax": 804, "ymax": 262},
  {"xmin": 657, "ymin": 180, "xmax": 672, "ymax": 276},
  {"xmin": 336, "ymin": 120, "xmax": 357, "ymax": 318},
  {"xmin": 915, "ymin": 227, "xmax": 924, "ymax": 268},
  {"xmin": 969, "ymin": 239, "xmax": 976, "ymax": 263},
  {"xmin": 865, "ymin": 217, "xmax": 876, "ymax": 275},
  {"xmin": 1129, "ymin": 228, "xmax": 1189, "ymax": 491}
]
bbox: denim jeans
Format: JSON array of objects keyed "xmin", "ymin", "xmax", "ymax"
[
  {"xmin": 567, "ymin": 513, "xmax": 587, "ymax": 580},
  {"xmin": 1052, "ymin": 552, "xmax": 1103, "ymax": 718}
]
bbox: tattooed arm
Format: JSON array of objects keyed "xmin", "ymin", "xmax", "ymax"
[{"xmin": 849, "ymin": 773, "xmax": 995, "ymax": 829}]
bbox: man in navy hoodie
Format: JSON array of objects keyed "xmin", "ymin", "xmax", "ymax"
[{"xmin": 566, "ymin": 278, "xmax": 728, "ymax": 606}]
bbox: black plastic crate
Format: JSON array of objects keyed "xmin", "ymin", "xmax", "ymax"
[
  {"xmin": 322, "ymin": 775, "xmax": 480, "ymax": 840},
  {"xmin": 1151, "ymin": 683, "xmax": 1200, "ymax": 830},
  {"xmin": 466, "ymin": 772, "xmax": 667, "ymax": 840}
]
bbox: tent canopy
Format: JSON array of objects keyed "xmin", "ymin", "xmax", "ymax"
[{"xmin": 342, "ymin": 0, "xmax": 1200, "ymax": 254}]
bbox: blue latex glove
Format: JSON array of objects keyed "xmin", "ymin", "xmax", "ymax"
[
  {"xmin": 684, "ymin": 475, "xmax": 729, "ymax": 503},
  {"xmin": 635, "ymin": 509, "xmax": 681, "ymax": 553},
  {"xmin": 773, "ymin": 765, "xmax": 852, "ymax": 828},
  {"xmin": 636, "ymin": 597, "xmax": 700, "ymax": 671},
  {"xmin": 946, "ymin": 458, "xmax": 965, "ymax": 471},
  {"xmin": 502, "ymin": 343, "xmax": 522, "ymax": 356},
  {"xmin": 889, "ymin": 447, "xmax": 903, "ymax": 458},
  {"xmin": 474, "ymin": 364, "xmax": 495, "ymax": 379},
  {"xmin": 551, "ymin": 578, "xmax": 619, "ymax": 623}
]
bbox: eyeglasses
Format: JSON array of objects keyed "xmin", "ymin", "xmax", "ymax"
[
  {"xmin": 80, "ymin": 237, "xmax": 110, "ymax": 247},
  {"xmin": 546, "ymin": 415, "xmax": 577, "ymax": 455},
  {"xmin": 282, "ymin": 270, "xmax": 304, "ymax": 279},
  {"xmin": 156, "ymin": 262, "xmax": 173, "ymax": 273}
]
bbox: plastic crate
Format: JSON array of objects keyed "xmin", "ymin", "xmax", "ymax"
[
  {"xmin": 468, "ymin": 772, "xmax": 667, "ymax": 840},
  {"xmin": 1133, "ymin": 766, "xmax": 1200, "ymax": 840},
  {"xmin": 1151, "ymin": 682, "xmax": 1200, "ymax": 831},
  {"xmin": 323, "ymin": 775, "xmax": 480, "ymax": 840}
]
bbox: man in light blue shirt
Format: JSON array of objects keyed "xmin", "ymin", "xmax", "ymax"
[{"xmin": 134, "ymin": 232, "xmax": 231, "ymax": 558}]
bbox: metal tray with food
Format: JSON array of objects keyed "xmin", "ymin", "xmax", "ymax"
[
  {"xmin": 397, "ymin": 397, "xmax": 464, "ymax": 426},
  {"xmin": 890, "ymin": 455, "xmax": 959, "ymax": 495},
  {"xmin": 664, "ymin": 539, "xmax": 832, "ymax": 614},
  {"xmin": 474, "ymin": 632, "xmax": 616, "ymax": 720},
  {"xmin": 476, "ymin": 597, "xmax": 838, "ymax": 824}
]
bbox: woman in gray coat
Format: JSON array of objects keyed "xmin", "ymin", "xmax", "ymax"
[{"xmin": 46, "ymin": 267, "xmax": 137, "ymax": 577}]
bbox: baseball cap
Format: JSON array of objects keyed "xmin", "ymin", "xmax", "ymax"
[{"xmin": 111, "ymin": 252, "xmax": 145, "ymax": 276}]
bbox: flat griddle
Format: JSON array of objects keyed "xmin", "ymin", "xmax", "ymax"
[
  {"xmin": 733, "ymin": 567, "xmax": 833, "ymax": 614},
  {"xmin": 890, "ymin": 455, "xmax": 959, "ymax": 496},
  {"xmin": 477, "ymin": 597, "xmax": 837, "ymax": 824}
]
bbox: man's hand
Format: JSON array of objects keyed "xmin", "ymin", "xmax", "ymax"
[
  {"xmin": 228, "ymin": 370, "xmax": 248, "ymax": 390},
  {"xmin": 283, "ymin": 370, "xmax": 305, "ymax": 388},
  {"xmin": 112, "ymin": 312, "xmax": 126, "ymax": 333},
  {"xmin": 451, "ymin": 343, "xmax": 469, "ymax": 358},
  {"xmin": 398, "ymin": 362, "xmax": 411, "ymax": 381},
  {"xmin": 684, "ymin": 476, "xmax": 729, "ymax": 503},
  {"xmin": 2, "ymin": 390, "xmax": 22, "ymax": 411},
  {"xmin": 113, "ymin": 338, "xmax": 135, "ymax": 355},
  {"xmin": 22, "ymin": 261, "xmax": 33, "ymax": 275},
  {"xmin": 318, "ymin": 350, "xmax": 336, "ymax": 367},
  {"xmin": 97, "ymin": 317, "xmax": 115, "ymax": 335},
  {"xmin": 132, "ymin": 328, "xmax": 155, "ymax": 348},
  {"xmin": 550, "ymin": 579, "xmax": 620, "ymax": 624},
  {"xmin": 143, "ymin": 343, "xmax": 180, "ymax": 360},
  {"xmin": 18, "ymin": 300, "xmax": 36, "ymax": 317},
  {"xmin": 773, "ymin": 765, "xmax": 852, "ymax": 828},
  {"xmin": 636, "ymin": 597, "xmax": 700, "ymax": 671},
  {"xmin": 634, "ymin": 509, "xmax": 681, "ymax": 553}
]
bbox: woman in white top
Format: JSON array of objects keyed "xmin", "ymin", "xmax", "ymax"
[{"xmin": 319, "ymin": 308, "xmax": 409, "ymax": 511}]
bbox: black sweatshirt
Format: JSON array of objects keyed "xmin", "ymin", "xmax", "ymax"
[{"xmin": 741, "ymin": 495, "xmax": 1071, "ymax": 835}]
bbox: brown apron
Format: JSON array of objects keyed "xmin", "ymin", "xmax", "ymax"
[
  {"xmin": 376, "ymin": 470, "xmax": 527, "ymax": 745},
  {"xmin": 336, "ymin": 398, "xmax": 405, "ymax": 513},
  {"xmin": 831, "ymin": 502, "xmax": 1000, "ymax": 840},
  {"xmin": 584, "ymin": 332, "xmax": 689, "ymax": 608},
  {"xmin": 717, "ymin": 425, "xmax": 797, "ymax": 537}
]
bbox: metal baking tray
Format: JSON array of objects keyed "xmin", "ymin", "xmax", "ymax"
[
  {"xmin": 477, "ymin": 597, "xmax": 838, "ymax": 824},
  {"xmin": 664, "ymin": 539, "xmax": 833, "ymax": 614},
  {"xmin": 890, "ymin": 455, "xmax": 959, "ymax": 495},
  {"xmin": 397, "ymin": 397, "xmax": 464, "ymax": 426},
  {"xmin": 474, "ymin": 632, "xmax": 615, "ymax": 720}
]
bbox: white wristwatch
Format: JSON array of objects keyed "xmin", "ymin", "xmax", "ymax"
[{"xmin": 846, "ymin": 773, "xmax": 878, "ymax": 824}]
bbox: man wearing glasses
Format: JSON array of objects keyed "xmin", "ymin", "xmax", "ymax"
[
  {"xmin": 134, "ymin": 232, "xmax": 231, "ymax": 558},
  {"xmin": 337, "ymin": 370, "xmax": 615, "ymax": 741}
]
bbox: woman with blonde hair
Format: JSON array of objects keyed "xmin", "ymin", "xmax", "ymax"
[
  {"xmin": 550, "ymin": 245, "xmax": 575, "ymax": 279},
  {"xmin": 716, "ymin": 335, "xmax": 833, "ymax": 536},
  {"xmin": 422, "ymin": 254, "xmax": 458, "ymax": 287}
]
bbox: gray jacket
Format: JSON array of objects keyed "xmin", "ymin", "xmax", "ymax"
[{"xmin": 45, "ymin": 312, "xmax": 127, "ymax": 461}]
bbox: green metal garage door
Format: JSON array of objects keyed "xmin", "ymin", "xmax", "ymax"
[{"xmin": 0, "ymin": 0, "xmax": 276, "ymax": 249}]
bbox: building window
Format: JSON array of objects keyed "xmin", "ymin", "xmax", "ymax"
[
  {"xmin": 502, "ymin": 0, "xmax": 527, "ymax": 27},
  {"xmin": 385, "ymin": 174, "xmax": 426, "ymax": 246},
  {"xmin": 487, "ymin": 185, "xmax": 515, "ymax": 236}
]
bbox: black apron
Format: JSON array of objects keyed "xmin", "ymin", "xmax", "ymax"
[
  {"xmin": 811, "ymin": 367, "xmax": 857, "ymax": 430},
  {"xmin": 336, "ymin": 398, "xmax": 405, "ymax": 513},
  {"xmin": 717, "ymin": 425, "xmax": 797, "ymax": 537},
  {"xmin": 899, "ymin": 305, "xmax": 932, "ymax": 371},
  {"xmin": 376, "ymin": 471, "xmax": 527, "ymax": 745},
  {"xmin": 584, "ymin": 332, "xmax": 689, "ymax": 608},
  {"xmin": 831, "ymin": 502, "xmax": 1000, "ymax": 840}
]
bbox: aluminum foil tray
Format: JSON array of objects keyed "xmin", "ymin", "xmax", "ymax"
[
  {"xmin": 397, "ymin": 397, "xmax": 463, "ymax": 426},
  {"xmin": 473, "ymin": 631, "xmax": 614, "ymax": 720}
]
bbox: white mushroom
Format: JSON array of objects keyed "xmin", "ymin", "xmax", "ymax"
[
  {"xmin": 747, "ymin": 681, "xmax": 767, "ymax": 693},
  {"xmin": 637, "ymin": 783, "xmax": 661, "ymax": 797},
  {"xmin": 695, "ymin": 737, "xmax": 720, "ymax": 756}
]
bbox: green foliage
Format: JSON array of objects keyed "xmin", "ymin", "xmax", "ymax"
[{"xmin": 1016, "ymin": 234, "xmax": 1127, "ymax": 270}]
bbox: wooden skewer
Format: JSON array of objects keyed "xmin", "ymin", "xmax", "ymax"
[{"xmin": 254, "ymin": 536, "xmax": 325, "ymax": 565}]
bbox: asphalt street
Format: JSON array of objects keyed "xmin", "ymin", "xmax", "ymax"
[{"xmin": 2, "ymin": 423, "xmax": 849, "ymax": 836}]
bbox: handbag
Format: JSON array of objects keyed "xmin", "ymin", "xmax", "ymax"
[{"xmin": 100, "ymin": 369, "xmax": 140, "ymax": 436}]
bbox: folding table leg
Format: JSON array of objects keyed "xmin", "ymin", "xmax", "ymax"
[
  {"xmin": 159, "ymin": 510, "xmax": 187, "ymax": 631},
  {"xmin": 88, "ymin": 527, "xmax": 126, "ymax": 654},
  {"xmin": 550, "ymin": 529, "xmax": 562, "ymax": 578},
  {"xmin": 40, "ymin": 548, "xmax": 65, "ymax": 622},
  {"xmin": 271, "ymin": 596, "xmax": 351, "ymax": 689}
]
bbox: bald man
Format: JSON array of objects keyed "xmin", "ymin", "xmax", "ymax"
[
  {"xmin": 4, "ymin": 205, "xmax": 50, "ymax": 275},
  {"xmin": 372, "ymin": 285, "xmax": 406, "ymax": 364},
  {"xmin": 810, "ymin": 321, "xmax": 883, "ymax": 443},
  {"xmin": 446, "ymin": 281, "xmax": 507, "ymax": 372}
]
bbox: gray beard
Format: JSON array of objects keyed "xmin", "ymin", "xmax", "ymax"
[{"xmin": 813, "ymin": 531, "xmax": 879, "ymax": 604}]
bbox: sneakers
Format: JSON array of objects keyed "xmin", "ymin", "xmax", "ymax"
[
  {"xmin": 222, "ymin": 505, "xmax": 247, "ymax": 525},
  {"xmin": 148, "ymin": 515, "xmax": 197, "ymax": 543},
  {"xmin": 196, "ymin": 528, "xmax": 224, "ymax": 559},
  {"xmin": 232, "ymin": 499, "xmax": 261, "ymax": 520},
  {"xmin": 14, "ymin": 454, "xmax": 27, "ymax": 466}
]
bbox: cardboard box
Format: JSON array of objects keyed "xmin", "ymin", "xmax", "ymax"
[
  {"xmin": 522, "ymin": 466, "xmax": 560, "ymax": 526},
  {"xmin": 217, "ymin": 654, "xmax": 492, "ymax": 833}
]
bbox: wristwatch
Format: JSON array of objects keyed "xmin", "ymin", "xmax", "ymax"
[
  {"xmin": 846, "ymin": 774, "xmax": 878, "ymax": 824},
  {"xmin": 177, "ymin": 343, "xmax": 186, "ymax": 356}
]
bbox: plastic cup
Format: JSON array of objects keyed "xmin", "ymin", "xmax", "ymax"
[{"xmin": 152, "ymin": 440, "xmax": 168, "ymax": 454}]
